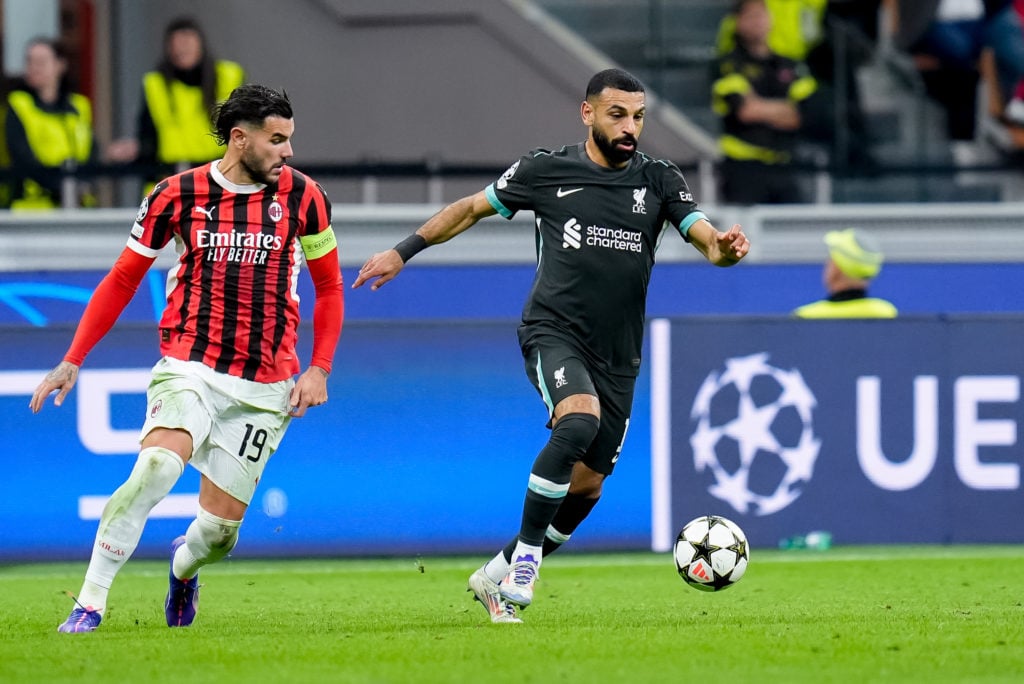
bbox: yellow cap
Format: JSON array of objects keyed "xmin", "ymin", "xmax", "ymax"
[{"xmin": 824, "ymin": 228, "xmax": 884, "ymax": 279}]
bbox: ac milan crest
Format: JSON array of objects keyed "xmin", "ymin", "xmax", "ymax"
[{"xmin": 268, "ymin": 199, "xmax": 283, "ymax": 223}]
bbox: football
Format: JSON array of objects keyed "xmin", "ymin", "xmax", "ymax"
[{"xmin": 674, "ymin": 515, "xmax": 749, "ymax": 591}]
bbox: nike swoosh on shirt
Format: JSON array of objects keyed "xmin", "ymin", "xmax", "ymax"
[{"xmin": 556, "ymin": 187, "xmax": 584, "ymax": 198}]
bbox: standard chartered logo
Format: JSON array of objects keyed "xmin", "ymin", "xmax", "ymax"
[
  {"xmin": 587, "ymin": 225, "xmax": 643, "ymax": 253},
  {"xmin": 561, "ymin": 217, "xmax": 643, "ymax": 253},
  {"xmin": 562, "ymin": 218, "xmax": 582, "ymax": 249}
]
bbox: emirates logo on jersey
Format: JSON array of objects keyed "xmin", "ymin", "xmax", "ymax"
[
  {"xmin": 268, "ymin": 200, "xmax": 283, "ymax": 223},
  {"xmin": 197, "ymin": 229, "xmax": 283, "ymax": 265}
]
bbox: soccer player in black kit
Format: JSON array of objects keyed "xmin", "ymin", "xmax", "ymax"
[{"xmin": 353, "ymin": 69, "xmax": 749, "ymax": 623}]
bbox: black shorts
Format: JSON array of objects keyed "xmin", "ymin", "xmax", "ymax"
[{"xmin": 521, "ymin": 334, "xmax": 636, "ymax": 476}]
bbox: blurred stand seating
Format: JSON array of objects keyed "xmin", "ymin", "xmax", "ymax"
[{"xmin": 533, "ymin": 0, "xmax": 1024, "ymax": 203}]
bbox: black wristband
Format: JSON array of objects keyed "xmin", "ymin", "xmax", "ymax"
[{"xmin": 394, "ymin": 234, "xmax": 428, "ymax": 263}]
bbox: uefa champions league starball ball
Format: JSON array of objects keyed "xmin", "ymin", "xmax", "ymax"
[{"xmin": 674, "ymin": 515, "xmax": 749, "ymax": 591}]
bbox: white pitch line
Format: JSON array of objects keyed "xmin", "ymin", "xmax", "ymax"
[{"xmin": 4, "ymin": 548, "xmax": 1023, "ymax": 582}]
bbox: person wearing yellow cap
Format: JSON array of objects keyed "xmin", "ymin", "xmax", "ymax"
[{"xmin": 793, "ymin": 228, "xmax": 897, "ymax": 318}]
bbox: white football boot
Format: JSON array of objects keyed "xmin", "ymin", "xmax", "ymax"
[
  {"xmin": 468, "ymin": 567, "xmax": 522, "ymax": 624},
  {"xmin": 498, "ymin": 554, "xmax": 539, "ymax": 607}
]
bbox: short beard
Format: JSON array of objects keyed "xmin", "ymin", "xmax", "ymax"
[
  {"xmin": 592, "ymin": 128, "xmax": 636, "ymax": 166},
  {"xmin": 240, "ymin": 153, "xmax": 274, "ymax": 185}
]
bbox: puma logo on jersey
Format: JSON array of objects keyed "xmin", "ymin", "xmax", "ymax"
[
  {"xmin": 556, "ymin": 187, "xmax": 584, "ymax": 198},
  {"xmin": 193, "ymin": 205, "xmax": 216, "ymax": 220}
]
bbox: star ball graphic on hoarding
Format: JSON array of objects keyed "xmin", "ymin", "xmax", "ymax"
[{"xmin": 689, "ymin": 353, "xmax": 821, "ymax": 516}]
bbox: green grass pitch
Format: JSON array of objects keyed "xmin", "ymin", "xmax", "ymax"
[{"xmin": 2, "ymin": 546, "xmax": 1022, "ymax": 683}]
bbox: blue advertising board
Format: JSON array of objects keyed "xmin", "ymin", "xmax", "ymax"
[
  {"xmin": 2, "ymin": 261, "xmax": 1023, "ymax": 329},
  {"xmin": 653, "ymin": 317, "xmax": 1024, "ymax": 551},
  {"xmin": 3, "ymin": 314, "xmax": 1023, "ymax": 562},
  {"xmin": 0, "ymin": 320, "xmax": 653, "ymax": 561}
]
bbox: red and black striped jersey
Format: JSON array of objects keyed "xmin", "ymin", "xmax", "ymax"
[{"xmin": 128, "ymin": 161, "xmax": 332, "ymax": 382}]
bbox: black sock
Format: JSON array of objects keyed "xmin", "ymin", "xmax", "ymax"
[
  {"xmin": 515, "ymin": 412, "xmax": 600, "ymax": 547},
  {"xmin": 502, "ymin": 493, "xmax": 602, "ymax": 561},
  {"xmin": 542, "ymin": 492, "xmax": 601, "ymax": 556}
]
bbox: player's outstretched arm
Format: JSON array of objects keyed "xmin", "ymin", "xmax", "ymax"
[
  {"xmin": 29, "ymin": 247, "xmax": 154, "ymax": 414},
  {"xmin": 352, "ymin": 190, "xmax": 497, "ymax": 291},
  {"xmin": 688, "ymin": 219, "xmax": 750, "ymax": 266},
  {"xmin": 29, "ymin": 361, "xmax": 80, "ymax": 413}
]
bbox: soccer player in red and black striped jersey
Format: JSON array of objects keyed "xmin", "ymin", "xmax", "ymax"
[{"xmin": 30, "ymin": 84, "xmax": 344, "ymax": 633}]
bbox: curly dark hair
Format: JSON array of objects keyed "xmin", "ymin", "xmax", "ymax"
[{"xmin": 212, "ymin": 84, "xmax": 293, "ymax": 145}]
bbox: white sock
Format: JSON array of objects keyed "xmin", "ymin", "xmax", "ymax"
[
  {"xmin": 511, "ymin": 541, "xmax": 543, "ymax": 567},
  {"xmin": 80, "ymin": 446, "xmax": 184, "ymax": 611},
  {"xmin": 172, "ymin": 507, "xmax": 241, "ymax": 580},
  {"xmin": 75, "ymin": 579, "xmax": 109, "ymax": 613},
  {"xmin": 483, "ymin": 551, "xmax": 510, "ymax": 584}
]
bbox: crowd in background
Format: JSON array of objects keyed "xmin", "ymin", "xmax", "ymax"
[
  {"xmin": 711, "ymin": 0, "xmax": 1024, "ymax": 204},
  {"xmin": 0, "ymin": 16, "xmax": 243, "ymax": 210},
  {"xmin": 2, "ymin": 3, "xmax": 1024, "ymax": 209},
  {"xmin": 892, "ymin": 0, "xmax": 1024, "ymax": 164}
]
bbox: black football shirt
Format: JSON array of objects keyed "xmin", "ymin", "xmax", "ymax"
[{"xmin": 486, "ymin": 142, "xmax": 707, "ymax": 376}]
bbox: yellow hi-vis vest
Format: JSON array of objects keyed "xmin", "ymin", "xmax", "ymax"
[
  {"xmin": 0, "ymin": 103, "xmax": 9, "ymax": 208},
  {"xmin": 143, "ymin": 60, "xmax": 244, "ymax": 164},
  {"xmin": 717, "ymin": 0, "xmax": 827, "ymax": 61},
  {"xmin": 793, "ymin": 297, "xmax": 898, "ymax": 319},
  {"xmin": 6, "ymin": 90, "xmax": 94, "ymax": 209}
]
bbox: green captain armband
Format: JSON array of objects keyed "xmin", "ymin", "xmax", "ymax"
[{"xmin": 299, "ymin": 227, "xmax": 338, "ymax": 260}]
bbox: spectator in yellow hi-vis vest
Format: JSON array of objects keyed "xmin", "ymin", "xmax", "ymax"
[
  {"xmin": 794, "ymin": 228, "xmax": 897, "ymax": 319},
  {"xmin": 717, "ymin": 0, "xmax": 827, "ymax": 61},
  {"xmin": 716, "ymin": 0, "xmax": 878, "ymax": 171},
  {"xmin": 712, "ymin": 0, "xmax": 823, "ymax": 204},
  {"xmin": 107, "ymin": 17, "xmax": 245, "ymax": 184},
  {"xmin": 4, "ymin": 37, "xmax": 97, "ymax": 210}
]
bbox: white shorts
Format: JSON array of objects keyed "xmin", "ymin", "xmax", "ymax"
[{"xmin": 140, "ymin": 357, "xmax": 294, "ymax": 504}]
